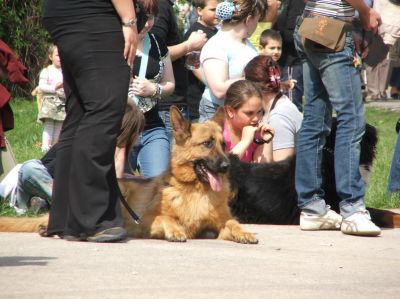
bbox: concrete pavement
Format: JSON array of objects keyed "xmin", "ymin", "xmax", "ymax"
[{"xmin": 1, "ymin": 225, "xmax": 400, "ymax": 299}]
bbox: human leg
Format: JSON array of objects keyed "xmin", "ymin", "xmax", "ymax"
[
  {"xmin": 198, "ymin": 99, "xmax": 219, "ymax": 122},
  {"xmin": 132, "ymin": 127, "xmax": 170, "ymax": 178},
  {"xmin": 388, "ymin": 132, "xmax": 400, "ymax": 193},
  {"xmin": 44, "ymin": 15, "xmax": 129, "ymax": 239},
  {"xmin": 42, "ymin": 119, "xmax": 55, "ymax": 152},
  {"xmin": 158, "ymin": 107, "xmax": 188, "ymax": 146}
]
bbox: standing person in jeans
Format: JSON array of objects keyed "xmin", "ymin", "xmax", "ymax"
[
  {"xmin": 294, "ymin": 0, "xmax": 382, "ymax": 236},
  {"xmin": 42, "ymin": 0, "xmax": 138, "ymax": 242},
  {"xmin": 151, "ymin": 0, "xmax": 207, "ymax": 144}
]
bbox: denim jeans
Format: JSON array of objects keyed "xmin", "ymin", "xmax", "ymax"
[
  {"xmin": 15, "ymin": 160, "xmax": 53, "ymax": 211},
  {"xmin": 158, "ymin": 107, "xmax": 189, "ymax": 146},
  {"xmin": 281, "ymin": 64, "xmax": 304, "ymax": 112},
  {"xmin": 198, "ymin": 99, "xmax": 220, "ymax": 122},
  {"xmin": 294, "ymin": 22, "xmax": 366, "ymax": 218},
  {"xmin": 127, "ymin": 126, "xmax": 170, "ymax": 178},
  {"xmin": 388, "ymin": 132, "xmax": 400, "ymax": 193}
]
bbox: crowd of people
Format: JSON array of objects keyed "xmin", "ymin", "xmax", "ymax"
[{"xmin": 1, "ymin": 0, "xmax": 400, "ymax": 242}]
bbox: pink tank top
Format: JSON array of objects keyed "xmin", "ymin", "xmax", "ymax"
[{"xmin": 223, "ymin": 122, "xmax": 257, "ymax": 163}]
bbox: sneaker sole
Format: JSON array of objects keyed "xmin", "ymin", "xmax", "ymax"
[
  {"xmin": 341, "ymin": 229, "xmax": 381, "ymax": 237},
  {"xmin": 87, "ymin": 228, "xmax": 127, "ymax": 243}
]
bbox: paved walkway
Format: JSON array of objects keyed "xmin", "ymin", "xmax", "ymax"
[
  {"xmin": 1, "ymin": 225, "xmax": 400, "ymax": 299},
  {"xmin": 365, "ymin": 99, "xmax": 400, "ymax": 111}
]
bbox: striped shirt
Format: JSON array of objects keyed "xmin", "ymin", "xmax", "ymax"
[{"xmin": 304, "ymin": 0, "xmax": 355, "ymax": 20}]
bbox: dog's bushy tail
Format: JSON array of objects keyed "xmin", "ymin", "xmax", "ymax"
[
  {"xmin": 368, "ymin": 208, "xmax": 400, "ymax": 228},
  {"xmin": 0, "ymin": 215, "xmax": 48, "ymax": 233}
]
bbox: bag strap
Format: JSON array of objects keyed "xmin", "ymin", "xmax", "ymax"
[{"xmin": 132, "ymin": 33, "xmax": 151, "ymax": 105}]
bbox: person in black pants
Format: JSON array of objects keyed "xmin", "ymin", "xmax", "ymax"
[{"xmin": 41, "ymin": 0, "xmax": 138, "ymax": 242}]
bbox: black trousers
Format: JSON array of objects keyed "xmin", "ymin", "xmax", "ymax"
[{"xmin": 43, "ymin": 14, "xmax": 130, "ymax": 236}]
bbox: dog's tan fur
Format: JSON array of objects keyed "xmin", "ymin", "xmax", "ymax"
[{"xmin": 0, "ymin": 107, "xmax": 257, "ymax": 244}]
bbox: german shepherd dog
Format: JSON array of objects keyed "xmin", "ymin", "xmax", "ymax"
[
  {"xmin": 0, "ymin": 107, "xmax": 258, "ymax": 244},
  {"xmin": 229, "ymin": 119, "xmax": 400, "ymax": 228}
]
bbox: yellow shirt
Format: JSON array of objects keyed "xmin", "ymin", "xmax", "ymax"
[{"xmin": 248, "ymin": 22, "xmax": 272, "ymax": 51}]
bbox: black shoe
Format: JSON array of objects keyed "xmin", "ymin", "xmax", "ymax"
[
  {"xmin": 30, "ymin": 197, "xmax": 49, "ymax": 214},
  {"xmin": 86, "ymin": 227, "xmax": 127, "ymax": 243}
]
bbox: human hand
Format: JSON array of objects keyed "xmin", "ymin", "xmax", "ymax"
[
  {"xmin": 360, "ymin": 8, "xmax": 382, "ymax": 34},
  {"xmin": 55, "ymin": 82, "xmax": 63, "ymax": 90},
  {"xmin": 258, "ymin": 123, "xmax": 275, "ymax": 144},
  {"xmin": 131, "ymin": 77, "xmax": 156, "ymax": 97},
  {"xmin": 122, "ymin": 26, "xmax": 138, "ymax": 66},
  {"xmin": 242, "ymin": 125, "xmax": 260, "ymax": 145},
  {"xmin": 186, "ymin": 30, "xmax": 207, "ymax": 52},
  {"xmin": 267, "ymin": 0, "xmax": 281, "ymax": 9}
]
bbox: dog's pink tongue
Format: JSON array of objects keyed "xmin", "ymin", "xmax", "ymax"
[{"xmin": 206, "ymin": 171, "xmax": 222, "ymax": 192}]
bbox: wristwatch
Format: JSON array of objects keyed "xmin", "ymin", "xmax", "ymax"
[{"xmin": 122, "ymin": 18, "xmax": 137, "ymax": 28}]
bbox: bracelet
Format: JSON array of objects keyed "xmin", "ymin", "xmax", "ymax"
[
  {"xmin": 122, "ymin": 18, "xmax": 137, "ymax": 28},
  {"xmin": 151, "ymin": 83, "xmax": 162, "ymax": 99},
  {"xmin": 150, "ymin": 83, "xmax": 158, "ymax": 98}
]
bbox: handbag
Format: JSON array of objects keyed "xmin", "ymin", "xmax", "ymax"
[
  {"xmin": 131, "ymin": 33, "xmax": 158, "ymax": 113},
  {"xmin": 299, "ymin": 16, "xmax": 347, "ymax": 52}
]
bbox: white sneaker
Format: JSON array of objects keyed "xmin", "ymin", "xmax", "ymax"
[
  {"xmin": 300, "ymin": 208, "xmax": 343, "ymax": 230},
  {"xmin": 341, "ymin": 210, "xmax": 381, "ymax": 236}
]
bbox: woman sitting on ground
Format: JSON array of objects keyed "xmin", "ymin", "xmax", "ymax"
[
  {"xmin": 223, "ymin": 80, "xmax": 274, "ymax": 162},
  {"xmin": 245, "ymin": 55, "xmax": 302, "ymax": 162}
]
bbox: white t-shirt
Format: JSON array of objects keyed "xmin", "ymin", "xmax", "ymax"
[
  {"xmin": 263, "ymin": 95, "xmax": 303, "ymax": 151},
  {"xmin": 200, "ymin": 30, "xmax": 258, "ymax": 106}
]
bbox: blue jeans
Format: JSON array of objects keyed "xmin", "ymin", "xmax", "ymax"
[
  {"xmin": 281, "ymin": 64, "xmax": 304, "ymax": 112},
  {"xmin": 388, "ymin": 132, "xmax": 400, "ymax": 193},
  {"xmin": 198, "ymin": 99, "xmax": 220, "ymax": 122},
  {"xmin": 127, "ymin": 126, "xmax": 170, "ymax": 178},
  {"xmin": 15, "ymin": 160, "xmax": 53, "ymax": 211},
  {"xmin": 294, "ymin": 22, "xmax": 366, "ymax": 218},
  {"xmin": 158, "ymin": 107, "xmax": 189, "ymax": 146}
]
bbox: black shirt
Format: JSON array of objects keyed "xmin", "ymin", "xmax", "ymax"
[
  {"xmin": 43, "ymin": 0, "xmax": 116, "ymax": 17},
  {"xmin": 184, "ymin": 22, "xmax": 218, "ymax": 120},
  {"xmin": 150, "ymin": 0, "xmax": 187, "ymax": 110},
  {"xmin": 275, "ymin": 0, "xmax": 305, "ymax": 67}
]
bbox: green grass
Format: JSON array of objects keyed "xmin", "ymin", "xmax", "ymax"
[
  {"xmin": 364, "ymin": 108, "xmax": 400, "ymax": 208},
  {"xmin": 0, "ymin": 98, "xmax": 399, "ymax": 216}
]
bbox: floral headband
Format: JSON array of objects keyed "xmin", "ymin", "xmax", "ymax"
[
  {"xmin": 216, "ymin": 0, "xmax": 241, "ymax": 21},
  {"xmin": 267, "ymin": 65, "xmax": 281, "ymax": 90}
]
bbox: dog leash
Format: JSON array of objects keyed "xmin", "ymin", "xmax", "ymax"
[{"xmin": 118, "ymin": 186, "xmax": 141, "ymax": 224}]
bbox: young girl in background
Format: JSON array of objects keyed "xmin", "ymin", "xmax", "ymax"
[
  {"xmin": 36, "ymin": 44, "xmax": 65, "ymax": 152},
  {"xmin": 223, "ymin": 80, "xmax": 274, "ymax": 162},
  {"xmin": 244, "ymin": 55, "xmax": 302, "ymax": 162}
]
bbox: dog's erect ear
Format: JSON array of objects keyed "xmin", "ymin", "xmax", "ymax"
[
  {"xmin": 170, "ymin": 105, "xmax": 191, "ymax": 143},
  {"xmin": 211, "ymin": 106, "xmax": 225, "ymax": 129}
]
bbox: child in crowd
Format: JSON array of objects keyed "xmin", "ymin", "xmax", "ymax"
[
  {"xmin": 245, "ymin": 55, "xmax": 302, "ymax": 162},
  {"xmin": 223, "ymin": 80, "xmax": 274, "ymax": 162},
  {"xmin": 258, "ymin": 29, "xmax": 300, "ymax": 106},
  {"xmin": 35, "ymin": 44, "xmax": 66, "ymax": 152},
  {"xmin": 184, "ymin": 0, "xmax": 220, "ymax": 121}
]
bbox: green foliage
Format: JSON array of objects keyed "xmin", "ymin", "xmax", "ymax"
[
  {"xmin": 0, "ymin": 0, "xmax": 49, "ymax": 97},
  {"xmin": 5, "ymin": 97, "xmax": 43, "ymax": 162}
]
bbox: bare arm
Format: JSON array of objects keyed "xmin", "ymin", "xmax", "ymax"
[
  {"xmin": 111, "ymin": 0, "xmax": 138, "ymax": 65},
  {"xmin": 169, "ymin": 31, "xmax": 207, "ymax": 62},
  {"xmin": 202, "ymin": 59, "xmax": 241, "ymax": 100},
  {"xmin": 346, "ymin": 0, "xmax": 381, "ymax": 33},
  {"xmin": 159, "ymin": 53, "xmax": 175, "ymax": 98}
]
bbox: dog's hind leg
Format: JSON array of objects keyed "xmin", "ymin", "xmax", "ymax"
[
  {"xmin": 149, "ymin": 215, "xmax": 188, "ymax": 242},
  {"xmin": 217, "ymin": 219, "xmax": 258, "ymax": 244}
]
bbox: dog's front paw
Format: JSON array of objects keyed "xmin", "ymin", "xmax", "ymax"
[
  {"xmin": 166, "ymin": 230, "xmax": 187, "ymax": 242},
  {"xmin": 233, "ymin": 231, "xmax": 258, "ymax": 244}
]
